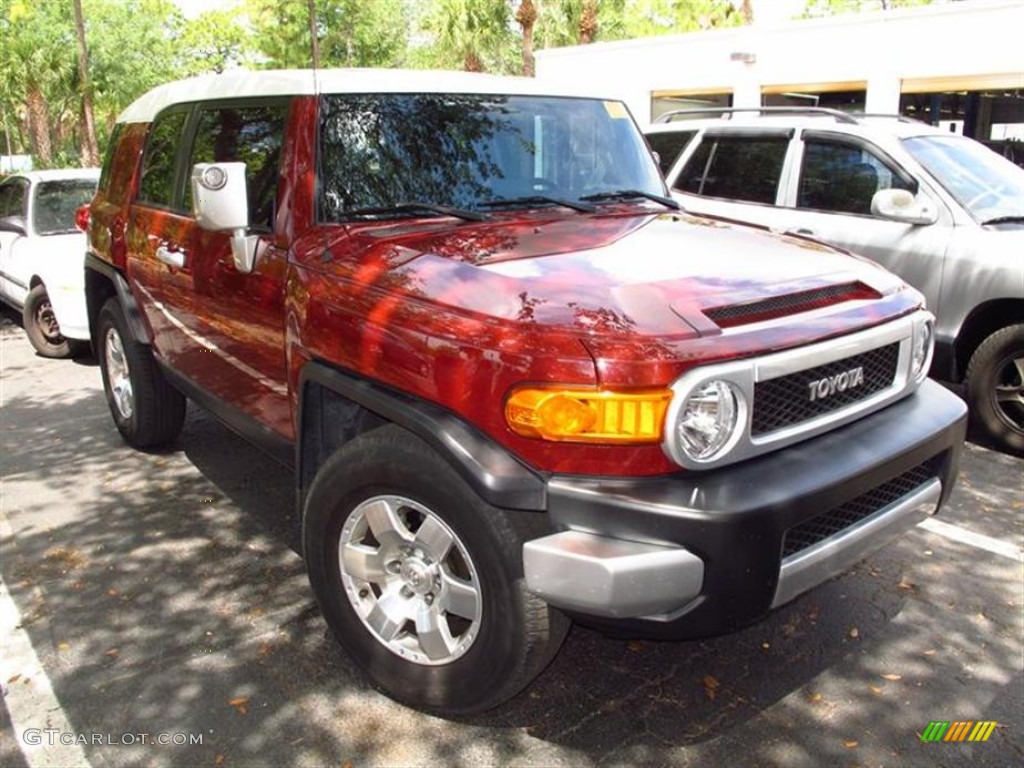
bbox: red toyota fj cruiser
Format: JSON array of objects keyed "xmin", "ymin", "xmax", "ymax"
[{"xmin": 85, "ymin": 69, "xmax": 966, "ymax": 714}]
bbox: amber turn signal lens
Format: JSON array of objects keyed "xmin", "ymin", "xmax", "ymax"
[{"xmin": 505, "ymin": 387, "xmax": 672, "ymax": 443}]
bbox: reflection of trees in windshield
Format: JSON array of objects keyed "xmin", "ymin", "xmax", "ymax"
[
  {"xmin": 318, "ymin": 93, "xmax": 663, "ymax": 220},
  {"xmin": 319, "ymin": 94, "xmax": 515, "ymax": 217}
]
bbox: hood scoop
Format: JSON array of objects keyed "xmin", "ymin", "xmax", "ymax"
[{"xmin": 704, "ymin": 282, "xmax": 880, "ymax": 328}]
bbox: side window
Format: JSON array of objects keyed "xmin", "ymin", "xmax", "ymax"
[
  {"xmin": 185, "ymin": 104, "xmax": 287, "ymax": 230},
  {"xmin": 646, "ymin": 131, "xmax": 697, "ymax": 177},
  {"xmin": 0, "ymin": 179, "xmax": 29, "ymax": 219},
  {"xmin": 798, "ymin": 138, "xmax": 914, "ymax": 216},
  {"xmin": 138, "ymin": 111, "xmax": 187, "ymax": 207},
  {"xmin": 675, "ymin": 135, "xmax": 788, "ymax": 205},
  {"xmin": 97, "ymin": 123, "xmax": 124, "ymax": 193}
]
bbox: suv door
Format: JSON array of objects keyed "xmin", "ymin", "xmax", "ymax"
[
  {"xmin": 181, "ymin": 100, "xmax": 292, "ymax": 440},
  {"xmin": 670, "ymin": 128, "xmax": 794, "ymax": 226},
  {"xmin": 774, "ymin": 131, "xmax": 953, "ymax": 315},
  {"xmin": 0, "ymin": 177, "xmax": 30, "ymax": 303},
  {"xmin": 128, "ymin": 100, "xmax": 292, "ymax": 442}
]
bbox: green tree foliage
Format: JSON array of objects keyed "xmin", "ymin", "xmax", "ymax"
[
  {"xmin": 245, "ymin": 0, "xmax": 410, "ymax": 69},
  {"xmin": 535, "ymin": 0, "xmax": 742, "ymax": 51},
  {"xmin": 0, "ymin": 0, "xmax": 748, "ymax": 164},
  {"xmin": 418, "ymin": 0, "xmax": 515, "ymax": 73},
  {"xmin": 178, "ymin": 8, "xmax": 248, "ymax": 76}
]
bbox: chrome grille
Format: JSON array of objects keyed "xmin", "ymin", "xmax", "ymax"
[
  {"xmin": 782, "ymin": 461, "xmax": 936, "ymax": 559},
  {"xmin": 752, "ymin": 342, "xmax": 899, "ymax": 436}
]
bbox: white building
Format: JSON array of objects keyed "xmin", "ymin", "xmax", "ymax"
[{"xmin": 535, "ymin": 0, "xmax": 1024, "ymax": 140}]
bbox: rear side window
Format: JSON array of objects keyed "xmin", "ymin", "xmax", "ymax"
[
  {"xmin": 185, "ymin": 103, "xmax": 288, "ymax": 230},
  {"xmin": 646, "ymin": 131, "xmax": 696, "ymax": 176},
  {"xmin": 33, "ymin": 180, "xmax": 97, "ymax": 235},
  {"xmin": 138, "ymin": 111, "xmax": 187, "ymax": 207},
  {"xmin": 798, "ymin": 138, "xmax": 914, "ymax": 216},
  {"xmin": 0, "ymin": 179, "xmax": 29, "ymax": 219},
  {"xmin": 97, "ymin": 124, "xmax": 123, "ymax": 192},
  {"xmin": 675, "ymin": 135, "xmax": 789, "ymax": 205}
]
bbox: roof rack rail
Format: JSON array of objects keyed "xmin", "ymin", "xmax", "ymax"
[
  {"xmin": 655, "ymin": 106, "xmax": 860, "ymax": 125},
  {"xmin": 847, "ymin": 112, "xmax": 926, "ymax": 124}
]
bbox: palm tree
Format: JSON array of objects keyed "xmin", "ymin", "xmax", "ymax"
[
  {"xmin": 73, "ymin": 0, "xmax": 99, "ymax": 166},
  {"xmin": 429, "ymin": 0, "xmax": 511, "ymax": 72},
  {"xmin": 515, "ymin": 0, "xmax": 538, "ymax": 76}
]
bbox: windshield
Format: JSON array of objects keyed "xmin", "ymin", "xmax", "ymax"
[
  {"xmin": 902, "ymin": 135, "xmax": 1024, "ymax": 223},
  {"xmin": 32, "ymin": 179, "xmax": 96, "ymax": 235},
  {"xmin": 318, "ymin": 93, "xmax": 664, "ymax": 220}
]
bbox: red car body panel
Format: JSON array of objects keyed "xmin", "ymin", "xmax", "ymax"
[{"xmin": 89, "ymin": 91, "xmax": 927, "ymax": 476}]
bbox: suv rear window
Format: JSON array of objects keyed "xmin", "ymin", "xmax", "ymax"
[
  {"xmin": 646, "ymin": 130, "xmax": 696, "ymax": 176},
  {"xmin": 675, "ymin": 135, "xmax": 788, "ymax": 205},
  {"xmin": 138, "ymin": 111, "xmax": 187, "ymax": 208}
]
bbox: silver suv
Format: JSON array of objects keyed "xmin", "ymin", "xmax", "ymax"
[{"xmin": 646, "ymin": 108, "xmax": 1024, "ymax": 455}]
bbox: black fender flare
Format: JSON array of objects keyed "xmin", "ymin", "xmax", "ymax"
[
  {"xmin": 85, "ymin": 253, "xmax": 150, "ymax": 346},
  {"xmin": 297, "ymin": 362, "xmax": 548, "ymax": 513}
]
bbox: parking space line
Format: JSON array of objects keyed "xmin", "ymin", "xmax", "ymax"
[
  {"xmin": 0, "ymin": 519, "xmax": 90, "ymax": 768},
  {"xmin": 918, "ymin": 517, "xmax": 1024, "ymax": 562}
]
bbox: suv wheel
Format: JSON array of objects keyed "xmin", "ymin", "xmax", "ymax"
[
  {"xmin": 23, "ymin": 284, "xmax": 82, "ymax": 359},
  {"xmin": 97, "ymin": 298, "xmax": 186, "ymax": 448},
  {"xmin": 966, "ymin": 324, "xmax": 1024, "ymax": 455},
  {"xmin": 303, "ymin": 424, "xmax": 568, "ymax": 714}
]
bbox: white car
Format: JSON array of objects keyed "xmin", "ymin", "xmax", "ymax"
[{"xmin": 0, "ymin": 168, "xmax": 99, "ymax": 357}]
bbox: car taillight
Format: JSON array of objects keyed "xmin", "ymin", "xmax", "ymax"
[{"xmin": 75, "ymin": 204, "xmax": 90, "ymax": 232}]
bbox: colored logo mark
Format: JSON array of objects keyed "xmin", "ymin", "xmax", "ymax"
[{"xmin": 921, "ymin": 721, "xmax": 998, "ymax": 742}]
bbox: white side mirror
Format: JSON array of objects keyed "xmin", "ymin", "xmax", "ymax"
[
  {"xmin": 870, "ymin": 188, "xmax": 938, "ymax": 226},
  {"xmin": 191, "ymin": 162, "xmax": 256, "ymax": 273}
]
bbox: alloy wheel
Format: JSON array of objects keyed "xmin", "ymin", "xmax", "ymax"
[{"xmin": 338, "ymin": 495, "xmax": 482, "ymax": 665}]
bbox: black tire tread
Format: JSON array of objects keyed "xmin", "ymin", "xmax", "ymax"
[
  {"xmin": 303, "ymin": 424, "xmax": 568, "ymax": 714},
  {"xmin": 965, "ymin": 323, "xmax": 1024, "ymax": 455},
  {"xmin": 97, "ymin": 298, "xmax": 185, "ymax": 448},
  {"xmin": 23, "ymin": 284, "xmax": 73, "ymax": 359}
]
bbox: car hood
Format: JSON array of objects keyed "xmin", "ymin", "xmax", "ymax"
[{"xmin": 310, "ymin": 211, "xmax": 910, "ymax": 342}]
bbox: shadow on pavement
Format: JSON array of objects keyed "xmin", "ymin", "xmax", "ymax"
[{"xmin": 1, "ymin": 327, "xmax": 1020, "ymax": 767}]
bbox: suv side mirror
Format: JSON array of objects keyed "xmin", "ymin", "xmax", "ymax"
[
  {"xmin": 870, "ymin": 188, "xmax": 938, "ymax": 226},
  {"xmin": 0, "ymin": 215, "xmax": 27, "ymax": 236},
  {"xmin": 190, "ymin": 162, "xmax": 256, "ymax": 273}
]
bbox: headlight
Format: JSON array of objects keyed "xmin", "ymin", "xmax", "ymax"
[
  {"xmin": 675, "ymin": 380, "xmax": 743, "ymax": 461},
  {"xmin": 911, "ymin": 318, "xmax": 934, "ymax": 383}
]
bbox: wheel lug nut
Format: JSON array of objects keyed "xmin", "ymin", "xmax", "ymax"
[{"xmin": 424, "ymin": 594, "xmax": 434, "ymax": 605}]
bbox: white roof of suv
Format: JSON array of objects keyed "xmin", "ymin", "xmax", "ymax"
[
  {"xmin": 646, "ymin": 108, "xmax": 950, "ymax": 141},
  {"xmin": 118, "ymin": 68, "xmax": 614, "ymax": 124}
]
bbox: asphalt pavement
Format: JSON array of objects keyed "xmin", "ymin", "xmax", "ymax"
[{"xmin": 1, "ymin": 306, "xmax": 1022, "ymax": 768}]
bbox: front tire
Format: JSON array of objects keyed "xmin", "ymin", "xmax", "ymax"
[
  {"xmin": 965, "ymin": 324, "xmax": 1024, "ymax": 455},
  {"xmin": 303, "ymin": 425, "xmax": 568, "ymax": 714},
  {"xmin": 97, "ymin": 298, "xmax": 185, "ymax": 448},
  {"xmin": 23, "ymin": 284, "xmax": 81, "ymax": 358}
]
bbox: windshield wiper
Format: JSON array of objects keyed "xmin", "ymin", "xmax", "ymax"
[
  {"xmin": 338, "ymin": 202, "xmax": 489, "ymax": 223},
  {"xmin": 478, "ymin": 195, "xmax": 597, "ymax": 213},
  {"xmin": 579, "ymin": 189, "xmax": 680, "ymax": 210},
  {"xmin": 980, "ymin": 215, "xmax": 1024, "ymax": 226}
]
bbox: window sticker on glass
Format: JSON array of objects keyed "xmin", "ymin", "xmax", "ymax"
[{"xmin": 603, "ymin": 101, "xmax": 629, "ymax": 120}]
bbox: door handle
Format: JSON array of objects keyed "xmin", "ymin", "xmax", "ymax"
[
  {"xmin": 155, "ymin": 245, "xmax": 185, "ymax": 269},
  {"xmin": 791, "ymin": 228, "xmax": 816, "ymax": 237}
]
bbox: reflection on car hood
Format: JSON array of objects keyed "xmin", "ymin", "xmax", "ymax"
[{"xmin": 311, "ymin": 211, "xmax": 911, "ymax": 341}]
